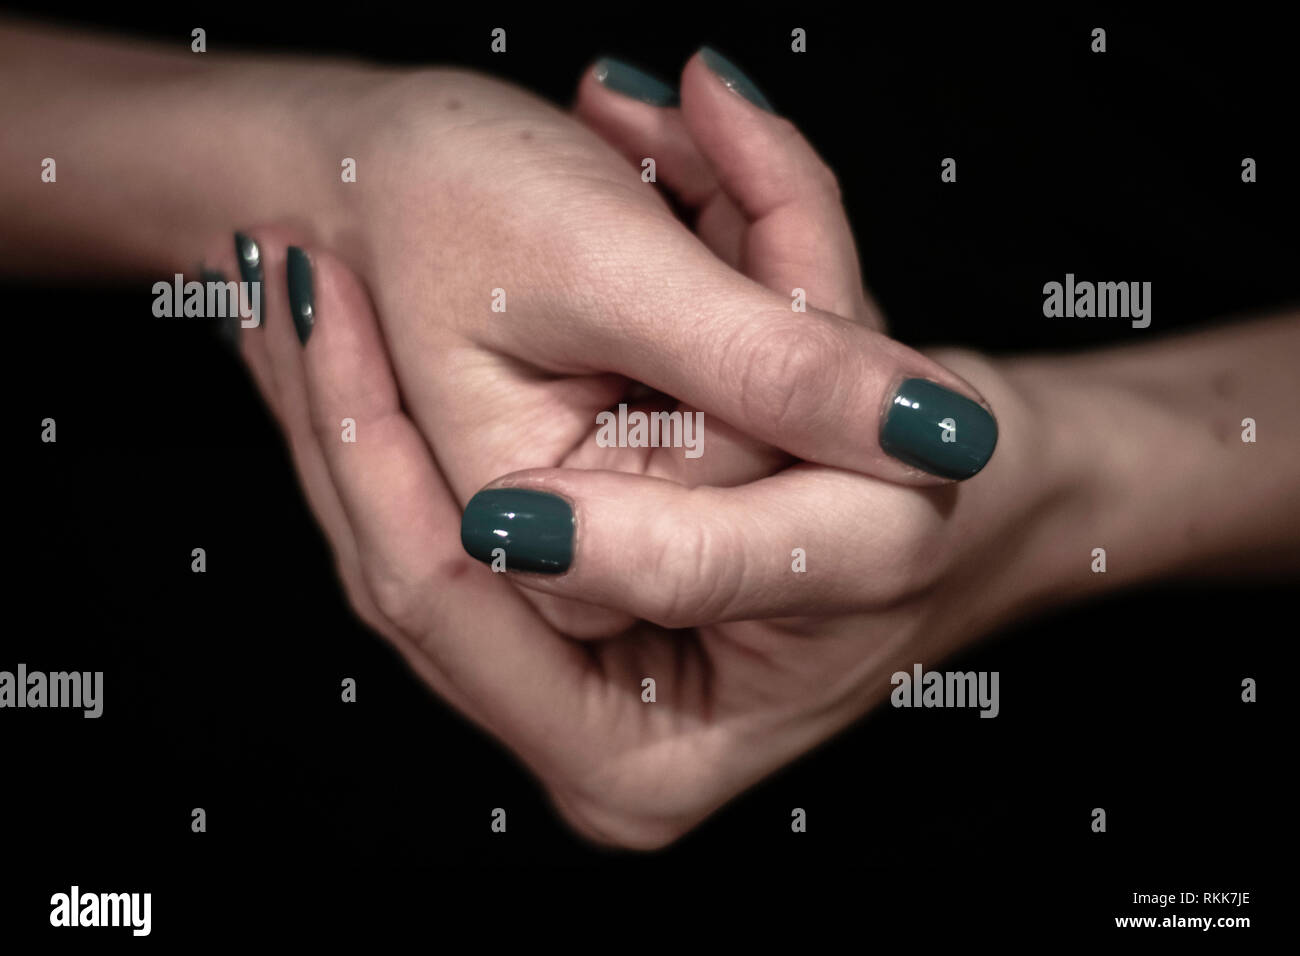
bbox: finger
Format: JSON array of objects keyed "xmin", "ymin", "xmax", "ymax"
[
  {"xmin": 560, "ymin": 397, "xmax": 790, "ymax": 488},
  {"xmin": 576, "ymin": 58, "xmax": 747, "ymax": 266},
  {"xmin": 460, "ymin": 465, "xmax": 949, "ymax": 627},
  {"xmin": 208, "ymin": 227, "xmax": 391, "ymax": 634},
  {"xmin": 574, "ymin": 61, "xmax": 783, "ymax": 490},
  {"xmin": 679, "ymin": 48, "xmax": 878, "ymax": 327},
  {"xmin": 577, "ymin": 54, "xmax": 874, "ymax": 329},
  {"xmin": 228, "ymin": 232, "xmax": 622, "ymax": 728},
  {"xmin": 482, "ymin": 249, "xmax": 998, "ymax": 484},
  {"xmin": 285, "ymin": 243, "xmax": 593, "ymax": 742},
  {"xmin": 487, "ymin": 340, "xmax": 1044, "ymax": 630},
  {"xmin": 223, "ymin": 226, "xmax": 313, "ymax": 425},
  {"xmin": 573, "ymin": 56, "xmax": 876, "ymax": 489},
  {"xmin": 220, "ymin": 228, "xmax": 507, "ymax": 721}
]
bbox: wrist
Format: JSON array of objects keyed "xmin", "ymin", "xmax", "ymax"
[
  {"xmin": 930, "ymin": 316, "xmax": 1300, "ymax": 646},
  {"xmin": 191, "ymin": 59, "xmax": 391, "ymax": 263},
  {"xmin": 921, "ymin": 348, "xmax": 1116, "ymax": 635},
  {"xmin": 0, "ymin": 29, "xmax": 388, "ymax": 277},
  {"xmin": 993, "ymin": 346, "xmax": 1246, "ymax": 611}
]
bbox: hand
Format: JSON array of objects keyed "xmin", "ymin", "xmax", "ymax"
[
  {"xmin": 234, "ymin": 230, "xmax": 1300, "ymax": 847},
  {"xmin": 7, "ymin": 20, "xmax": 1297, "ymax": 856},
  {"xmin": 221, "ymin": 228, "xmax": 1060, "ymax": 847},
  {"xmin": 297, "ymin": 58, "xmax": 993, "ymax": 492},
  {"xmin": 1, "ymin": 28, "xmax": 995, "ymax": 507},
  {"xmin": 200, "ymin": 52, "xmax": 998, "ymax": 640}
]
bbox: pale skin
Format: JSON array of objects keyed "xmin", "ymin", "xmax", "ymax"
[
  {"xmin": 4, "ymin": 21, "xmax": 1298, "ymax": 848},
  {"xmin": 1, "ymin": 20, "xmax": 995, "ymax": 639}
]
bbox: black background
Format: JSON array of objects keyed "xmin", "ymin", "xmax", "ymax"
[{"xmin": 3, "ymin": 5, "xmax": 1292, "ymax": 942}]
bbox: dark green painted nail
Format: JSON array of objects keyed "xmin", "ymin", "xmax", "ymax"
[
  {"xmin": 201, "ymin": 267, "xmax": 239, "ymax": 351},
  {"xmin": 699, "ymin": 46, "xmax": 774, "ymax": 113},
  {"xmin": 593, "ymin": 57, "xmax": 678, "ymax": 106},
  {"xmin": 880, "ymin": 378, "xmax": 998, "ymax": 480},
  {"xmin": 234, "ymin": 232, "xmax": 263, "ymax": 328},
  {"xmin": 461, "ymin": 489, "xmax": 574, "ymax": 574},
  {"xmin": 286, "ymin": 246, "xmax": 314, "ymax": 345}
]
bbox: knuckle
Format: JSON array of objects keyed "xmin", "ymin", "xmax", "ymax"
[
  {"xmin": 545, "ymin": 734, "xmax": 733, "ymax": 850},
  {"xmin": 550, "ymin": 787, "xmax": 691, "ymax": 851},
  {"xmin": 346, "ymin": 592, "xmax": 387, "ymax": 635},
  {"xmin": 642, "ymin": 503, "xmax": 740, "ymax": 628},
  {"xmin": 334, "ymin": 561, "xmax": 389, "ymax": 635},
  {"xmin": 306, "ymin": 400, "xmax": 339, "ymax": 451},
  {"xmin": 772, "ymin": 117, "xmax": 841, "ymax": 201},
  {"xmin": 360, "ymin": 551, "xmax": 470, "ymax": 632},
  {"xmin": 861, "ymin": 498, "xmax": 950, "ymax": 607},
  {"xmin": 358, "ymin": 555, "xmax": 427, "ymax": 630},
  {"xmin": 813, "ymin": 157, "xmax": 843, "ymax": 203},
  {"xmin": 895, "ymin": 518, "xmax": 950, "ymax": 597},
  {"xmin": 733, "ymin": 319, "xmax": 846, "ymax": 435}
]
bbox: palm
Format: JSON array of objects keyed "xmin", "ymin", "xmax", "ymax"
[{"xmin": 448, "ymin": 453, "xmax": 930, "ymax": 847}]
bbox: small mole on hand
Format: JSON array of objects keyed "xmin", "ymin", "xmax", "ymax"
[
  {"xmin": 446, "ymin": 98, "xmax": 462, "ymax": 110},
  {"xmin": 520, "ymin": 130, "xmax": 533, "ymax": 141}
]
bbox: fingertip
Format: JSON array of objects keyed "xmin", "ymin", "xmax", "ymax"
[
  {"xmin": 195, "ymin": 238, "xmax": 242, "ymax": 352},
  {"xmin": 878, "ymin": 376, "xmax": 1000, "ymax": 482},
  {"xmin": 288, "ymin": 244, "xmax": 399, "ymax": 424},
  {"xmin": 588, "ymin": 56, "xmax": 679, "ymax": 107},
  {"xmin": 682, "ymin": 47, "xmax": 776, "ymax": 116},
  {"xmin": 461, "ymin": 485, "xmax": 576, "ymax": 576},
  {"xmin": 286, "ymin": 245, "xmax": 315, "ymax": 346},
  {"xmin": 692, "ymin": 46, "xmax": 775, "ymax": 113},
  {"xmin": 292, "ymin": 245, "xmax": 376, "ymax": 342}
]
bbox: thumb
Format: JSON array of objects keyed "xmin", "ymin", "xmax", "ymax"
[{"xmin": 458, "ymin": 466, "xmax": 947, "ymax": 628}]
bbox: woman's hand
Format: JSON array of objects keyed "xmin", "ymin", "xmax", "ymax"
[
  {"xmin": 212, "ymin": 227, "xmax": 1043, "ymax": 847},
  {"xmin": 14, "ymin": 22, "xmax": 1297, "ymax": 849},
  {"xmin": 5, "ymin": 24, "xmax": 993, "ymax": 502},
  {"xmin": 224, "ymin": 220, "xmax": 1300, "ymax": 847},
  {"xmin": 295, "ymin": 53, "xmax": 994, "ymax": 496},
  {"xmin": 1, "ymin": 22, "xmax": 1002, "ymax": 637},
  {"xmin": 198, "ymin": 50, "xmax": 1000, "ymax": 637}
]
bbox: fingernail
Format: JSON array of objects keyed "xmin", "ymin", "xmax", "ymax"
[
  {"xmin": 286, "ymin": 246, "xmax": 314, "ymax": 345},
  {"xmin": 234, "ymin": 232, "xmax": 263, "ymax": 328},
  {"xmin": 698, "ymin": 46, "xmax": 774, "ymax": 113},
  {"xmin": 880, "ymin": 378, "xmax": 998, "ymax": 480},
  {"xmin": 461, "ymin": 488, "xmax": 574, "ymax": 574},
  {"xmin": 201, "ymin": 267, "xmax": 239, "ymax": 351},
  {"xmin": 593, "ymin": 57, "xmax": 678, "ymax": 106}
]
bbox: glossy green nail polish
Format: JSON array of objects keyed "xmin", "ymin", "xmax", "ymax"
[
  {"xmin": 201, "ymin": 267, "xmax": 239, "ymax": 351},
  {"xmin": 593, "ymin": 57, "xmax": 678, "ymax": 106},
  {"xmin": 234, "ymin": 232, "xmax": 263, "ymax": 328},
  {"xmin": 698, "ymin": 46, "xmax": 774, "ymax": 113},
  {"xmin": 880, "ymin": 378, "xmax": 998, "ymax": 480},
  {"xmin": 461, "ymin": 489, "xmax": 574, "ymax": 574},
  {"xmin": 286, "ymin": 246, "xmax": 314, "ymax": 345}
]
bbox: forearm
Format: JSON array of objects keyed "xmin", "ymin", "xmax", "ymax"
[
  {"xmin": 1005, "ymin": 313, "xmax": 1300, "ymax": 615},
  {"xmin": 0, "ymin": 20, "xmax": 378, "ymax": 277}
]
